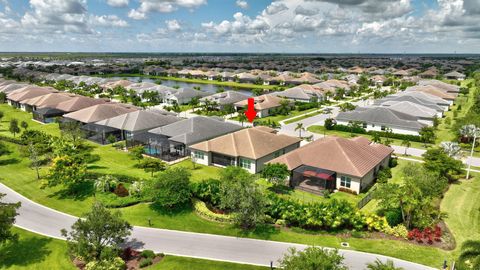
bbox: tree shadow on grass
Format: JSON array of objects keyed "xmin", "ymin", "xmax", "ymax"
[
  {"xmin": 0, "ymin": 158, "xmax": 20, "ymax": 166},
  {"xmin": 148, "ymin": 202, "xmax": 193, "ymax": 218},
  {"xmin": 267, "ymin": 185, "xmax": 293, "ymax": 195},
  {"xmin": 48, "ymin": 181, "xmax": 94, "ymax": 201},
  {"xmin": 0, "ymin": 237, "xmax": 52, "ymax": 268},
  {"xmin": 237, "ymin": 223, "xmax": 281, "ymax": 240},
  {"xmin": 87, "ymin": 165, "xmax": 108, "ymax": 170}
]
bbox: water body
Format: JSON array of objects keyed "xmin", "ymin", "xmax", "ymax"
[{"xmin": 111, "ymin": 76, "xmax": 252, "ymax": 96}]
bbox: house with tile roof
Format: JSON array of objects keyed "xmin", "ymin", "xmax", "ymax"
[
  {"xmin": 268, "ymin": 136, "xmax": 393, "ymax": 195},
  {"xmin": 271, "ymin": 84, "xmax": 324, "ymax": 102},
  {"xmin": 199, "ymin": 91, "xmax": 250, "ymax": 110},
  {"xmin": 444, "ymin": 71, "xmax": 466, "ymax": 81},
  {"xmin": 63, "ymin": 103, "xmax": 138, "ymax": 124},
  {"xmin": 234, "ymin": 94, "xmax": 292, "ymax": 118},
  {"xmin": 189, "ymin": 127, "xmax": 301, "ymax": 173}
]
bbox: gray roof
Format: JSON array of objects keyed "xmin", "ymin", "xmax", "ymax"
[
  {"xmin": 395, "ymin": 91, "xmax": 450, "ymax": 106},
  {"xmin": 271, "ymin": 87, "xmax": 323, "ymax": 100},
  {"xmin": 148, "ymin": 116, "xmax": 243, "ymax": 145},
  {"xmin": 376, "ymin": 101, "xmax": 438, "ymax": 119},
  {"xmin": 166, "ymin": 88, "xmax": 210, "ymax": 100},
  {"xmin": 200, "ymin": 91, "xmax": 250, "ymax": 105},
  {"xmin": 443, "ymin": 71, "xmax": 466, "ymax": 78},
  {"xmin": 336, "ymin": 107, "xmax": 427, "ymax": 131},
  {"xmin": 95, "ymin": 110, "xmax": 182, "ymax": 132},
  {"xmin": 374, "ymin": 95, "xmax": 445, "ymax": 112},
  {"xmin": 0, "ymin": 83, "xmax": 29, "ymax": 93},
  {"xmin": 418, "ymin": 79, "xmax": 460, "ymax": 93}
]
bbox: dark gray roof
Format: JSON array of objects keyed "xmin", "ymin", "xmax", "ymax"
[
  {"xmin": 336, "ymin": 107, "xmax": 427, "ymax": 131},
  {"xmin": 166, "ymin": 88, "xmax": 210, "ymax": 100},
  {"xmin": 94, "ymin": 110, "xmax": 182, "ymax": 132},
  {"xmin": 148, "ymin": 116, "xmax": 243, "ymax": 145}
]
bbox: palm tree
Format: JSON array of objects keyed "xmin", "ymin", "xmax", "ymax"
[
  {"xmin": 295, "ymin": 123, "xmax": 305, "ymax": 138},
  {"xmin": 401, "ymin": 139, "xmax": 411, "ymax": 155},
  {"xmin": 238, "ymin": 112, "xmax": 247, "ymax": 127},
  {"xmin": 371, "ymin": 132, "xmax": 381, "ymax": 144},
  {"xmin": 458, "ymin": 240, "xmax": 480, "ymax": 270},
  {"xmin": 366, "ymin": 259, "xmax": 403, "ymax": 270}
]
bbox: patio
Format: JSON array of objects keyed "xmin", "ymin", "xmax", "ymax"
[{"xmin": 291, "ymin": 165, "xmax": 336, "ymax": 196}]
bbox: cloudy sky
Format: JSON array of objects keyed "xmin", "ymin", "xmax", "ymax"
[{"xmin": 0, "ymin": 0, "xmax": 479, "ymax": 53}]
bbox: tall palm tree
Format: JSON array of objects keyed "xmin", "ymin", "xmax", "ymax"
[
  {"xmin": 295, "ymin": 123, "xmax": 305, "ymax": 138},
  {"xmin": 459, "ymin": 240, "xmax": 480, "ymax": 269},
  {"xmin": 238, "ymin": 112, "xmax": 247, "ymax": 127}
]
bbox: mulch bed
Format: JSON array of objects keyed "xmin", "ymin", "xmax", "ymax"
[{"xmin": 72, "ymin": 248, "xmax": 165, "ymax": 270}]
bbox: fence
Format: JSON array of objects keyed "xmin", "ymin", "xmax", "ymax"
[{"xmin": 357, "ymin": 185, "xmax": 377, "ymax": 209}]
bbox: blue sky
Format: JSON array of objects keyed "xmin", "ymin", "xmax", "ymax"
[{"xmin": 0, "ymin": 0, "xmax": 479, "ymax": 53}]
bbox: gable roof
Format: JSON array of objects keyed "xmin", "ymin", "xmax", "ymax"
[
  {"xmin": 336, "ymin": 107, "xmax": 427, "ymax": 131},
  {"xmin": 444, "ymin": 71, "xmax": 466, "ymax": 78},
  {"xmin": 418, "ymin": 79, "xmax": 460, "ymax": 93},
  {"xmin": 63, "ymin": 103, "xmax": 138, "ymax": 123},
  {"xmin": 394, "ymin": 91, "xmax": 451, "ymax": 106},
  {"xmin": 148, "ymin": 116, "xmax": 243, "ymax": 145},
  {"xmin": 166, "ymin": 88, "xmax": 210, "ymax": 100},
  {"xmin": 405, "ymin": 85, "xmax": 456, "ymax": 100},
  {"xmin": 190, "ymin": 127, "xmax": 301, "ymax": 160},
  {"xmin": 268, "ymin": 136, "xmax": 393, "ymax": 178},
  {"xmin": 94, "ymin": 110, "xmax": 182, "ymax": 132}
]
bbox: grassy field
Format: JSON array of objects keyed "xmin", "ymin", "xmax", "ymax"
[
  {"xmin": 0, "ymin": 228, "xmax": 267, "ymax": 270},
  {"xmin": 307, "ymin": 125, "xmax": 431, "ymax": 150},
  {"xmin": 98, "ymin": 73, "xmax": 280, "ymax": 90},
  {"xmin": 0, "ymin": 104, "xmax": 458, "ymax": 267}
]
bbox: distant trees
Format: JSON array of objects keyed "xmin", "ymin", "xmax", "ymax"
[
  {"xmin": 61, "ymin": 202, "xmax": 132, "ymax": 265},
  {"xmin": 278, "ymin": 247, "xmax": 348, "ymax": 270},
  {"xmin": 0, "ymin": 193, "xmax": 20, "ymax": 245}
]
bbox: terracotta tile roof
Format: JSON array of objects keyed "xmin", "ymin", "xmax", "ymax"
[
  {"xmin": 189, "ymin": 127, "xmax": 301, "ymax": 160},
  {"xmin": 268, "ymin": 136, "xmax": 393, "ymax": 178},
  {"xmin": 55, "ymin": 96, "xmax": 106, "ymax": 113},
  {"xmin": 7, "ymin": 86, "xmax": 57, "ymax": 102},
  {"xmin": 21, "ymin": 92, "xmax": 76, "ymax": 108},
  {"xmin": 406, "ymin": 85, "xmax": 455, "ymax": 100}
]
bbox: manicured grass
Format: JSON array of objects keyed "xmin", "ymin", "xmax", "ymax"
[
  {"xmin": 0, "ymin": 105, "xmax": 457, "ymax": 267},
  {"xmin": 0, "ymin": 104, "xmax": 60, "ymax": 138},
  {"xmin": 307, "ymin": 125, "xmax": 431, "ymax": 150},
  {"xmin": 149, "ymin": 256, "xmax": 268, "ymax": 270},
  {"xmin": 1, "ymin": 228, "xmax": 266, "ymax": 270},
  {"xmin": 440, "ymin": 173, "xmax": 480, "ymax": 259},
  {"xmin": 98, "ymin": 73, "xmax": 280, "ymax": 90},
  {"xmin": 0, "ymin": 228, "xmax": 75, "ymax": 270}
]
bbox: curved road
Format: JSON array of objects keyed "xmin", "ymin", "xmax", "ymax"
[{"xmin": 0, "ymin": 183, "xmax": 436, "ymax": 270}]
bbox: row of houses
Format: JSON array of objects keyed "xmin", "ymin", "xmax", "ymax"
[
  {"xmin": 0, "ymin": 77, "xmax": 394, "ymax": 195},
  {"xmin": 335, "ymin": 80, "xmax": 460, "ymax": 135}
]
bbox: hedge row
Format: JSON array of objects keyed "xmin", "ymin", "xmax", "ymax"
[
  {"xmin": 331, "ymin": 124, "xmax": 423, "ymax": 142},
  {"xmin": 192, "ymin": 198, "xmax": 234, "ymax": 223}
]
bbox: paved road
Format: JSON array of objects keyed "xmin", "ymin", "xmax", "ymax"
[{"xmin": 0, "ymin": 183, "xmax": 436, "ymax": 270}]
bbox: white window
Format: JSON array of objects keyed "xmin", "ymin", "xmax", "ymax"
[
  {"xmin": 340, "ymin": 176, "xmax": 351, "ymax": 188},
  {"xmin": 194, "ymin": 151, "xmax": 204, "ymax": 159},
  {"xmin": 239, "ymin": 158, "xmax": 252, "ymax": 169}
]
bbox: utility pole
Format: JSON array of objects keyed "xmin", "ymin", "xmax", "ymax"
[{"xmin": 466, "ymin": 132, "xmax": 477, "ymax": 180}]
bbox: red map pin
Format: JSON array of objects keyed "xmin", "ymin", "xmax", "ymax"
[{"xmin": 245, "ymin": 98, "xmax": 257, "ymax": 123}]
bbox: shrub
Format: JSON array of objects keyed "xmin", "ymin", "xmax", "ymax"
[
  {"xmin": 140, "ymin": 250, "xmax": 155, "ymax": 259},
  {"xmin": 338, "ymin": 187, "xmax": 358, "ymax": 195},
  {"xmin": 114, "ymin": 184, "xmax": 129, "ymax": 197},
  {"xmin": 377, "ymin": 167, "xmax": 392, "ymax": 184},
  {"xmin": 152, "ymin": 167, "xmax": 191, "ymax": 208},
  {"xmin": 192, "ymin": 198, "xmax": 234, "ymax": 223},
  {"xmin": 328, "ymin": 124, "xmax": 424, "ymax": 142},
  {"xmin": 364, "ymin": 214, "xmax": 389, "ymax": 232},
  {"xmin": 389, "ymin": 158, "xmax": 398, "ymax": 168},
  {"xmin": 96, "ymin": 193, "xmax": 143, "ymax": 208},
  {"xmin": 384, "ymin": 224, "xmax": 409, "ymax": 239},
  {"xmin": 139, "ymin": 258, "xmax": 153, "ymax": 268},
  {"xmin": 191, "ymin": 179, "xmax": 222, "ymax": 206},
  {"xmin": 85, "ymin": 257, "xmax": 126, "ymax": 270},
  {"xmin": 385, "ymin": 209, "xmax": 403, "ymax": 226}
]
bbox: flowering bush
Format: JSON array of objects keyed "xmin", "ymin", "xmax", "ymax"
[
  {"xmin": 192, "ymin": 199, "xmax": 234, "ymax": 223},
  {"xmin": 364, "ymin": 214, "xmax": 389, "ymax": 232},
  {"xmin": 407, "ymin": 225, "xmax": 442, "ymax": 244}
]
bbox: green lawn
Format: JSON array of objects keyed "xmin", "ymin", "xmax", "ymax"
[
  {"xmin": 0, "ymin": 228, "xmax": 266, "ymax": 270},
  {"xmin": 0, "ymin": 104, "xmax": 60, "ymax": 137},
  {"xmin": 0, "ymin": 228, "xmax": 75, "ymax": 270},
  {"xmin": 0, "ymin": 104, "xmax": 458, "ymax": 268},
  {"xmin": 307, "ymin": 125, "xmax": 431, "ymax": 150},
  {"xmin": 440, "ymin": 174, "xmax": 480, "ymax": 259}
]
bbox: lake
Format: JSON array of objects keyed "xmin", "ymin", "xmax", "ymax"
[{"xmin": 110, "ymin": 76, "xmax": 253, "ymax": 96}]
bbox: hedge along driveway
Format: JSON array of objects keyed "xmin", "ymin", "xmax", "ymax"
[{"xmin": 0, "ymin": 106, "xmax": 453, "ymax": 267}]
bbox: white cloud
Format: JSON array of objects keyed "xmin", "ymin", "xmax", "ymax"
[
  {"xmin": 265, "ymin": 1, "xmax": 288, "ymax": 15},
  {"xmin": 165, "ymin": 19, "xmax": 181, "ymax": 31},
  {"xmin": 236, "ymin": 0, "xmax": 248, "ymax": 9},
  {"xmin": 90, "ymin": 15, "xmax": 128, "ymax": 27},
  {"xmin": 106, "ymin": 0, "xmax": 129, "ymax": 8},
  {"xmin": 128, "ymin": 0, "xmax": 207, "ymax": 20}
]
